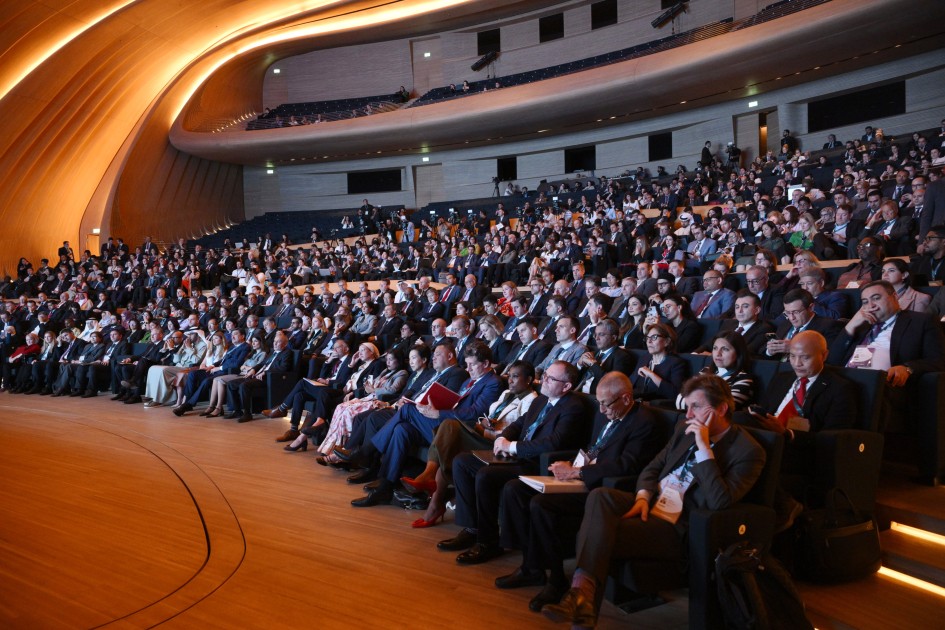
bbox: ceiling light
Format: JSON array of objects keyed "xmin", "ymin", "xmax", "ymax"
[
  {"xmin": 273, "ymin": 68, "xmax": 281, "ymax": 74},
  {"xmin": 266, "ymin": 169, "xmax": 274, "ymax": 174},
  {"xmin": 421, "ymin": 157, "xmax": 429, "ymax": 162},
  {"xmin": 91, "ymin": 228, "xmax": 101, "ymax": 235},
  {"xmin": 748, "ymin": 101, "xmax": 758, "ymax": 108}
]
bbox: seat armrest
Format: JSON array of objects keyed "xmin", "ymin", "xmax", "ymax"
[{"xmin": 602, "ymin": 475, "xmax": 638, "ymax": 492}]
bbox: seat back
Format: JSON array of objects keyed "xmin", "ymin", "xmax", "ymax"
[
  {"xmin": 740, "ymin": 426, "xmax": 784, "ymax": 508},
  {"xmin": 750, "ymin": 359, "xmax": 783, "ymax": 394},
  {"xmin": 680, "ymin": 353, "xmax": 710, "ymax": 377},
  {"xmin": 835, "ymin": 367, "xmax": 885, "ymax": 432}
]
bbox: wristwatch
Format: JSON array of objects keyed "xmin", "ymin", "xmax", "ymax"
[{"xmin": 577, "ymin": 468, "xmax": 584, "ymax": 481}]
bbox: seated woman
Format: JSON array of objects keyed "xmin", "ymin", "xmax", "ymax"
[
  {"xmin": 882, "ymin": 258, "xmax": 931, "ymax": 312},
  {"xmin": 144, "ymin": 330, "xmax": 206, "ymax": 408},
  {"xmin": 630, "ymin": 322, "xmax": 688, "ymax": 404},
  {"xmin": 619, "ymin": 293, "xmax": 649, "ymax": 350},
  {"xmin": 477, "ymin": 314, "xmax": 511, "ymax": 367},
  {"xmin": 658, "ymin": 293, "xmax": 701, "ymax": 353},
  {"xmin": 787, "ymin": 212, "xmax": 831, "ymax": 262},
  {"xmin": 290, "ymin": 348, "xmax": 408, "ymax": 456},
  {"xmin": 200, "ymin": 334, "xmax": 268, "ymax": 416},
  {"xmin": 403, "ymin": 360, "xmax": 539, "ymax": 528},
  {"xmin": 677, "ymin": 330, "xmax": 756, "ymax": 411},
  {"xmin": 169, "ymin": 331, "xmax": 227, "ymax": 410}
]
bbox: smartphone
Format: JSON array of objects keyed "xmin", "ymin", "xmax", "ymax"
[
  {"xmin": 748, "ymin": 404, "xmax": 765, "ymax": 416},
  {"xmin": 648, "ymin": 306, "xmax": 659, "ymax": 318},
  {"xmin": 765, "ymin": 332, "xmax": 778, "ymax": 341}
]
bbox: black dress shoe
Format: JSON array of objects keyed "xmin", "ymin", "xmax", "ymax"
[
  {"xmin": 351, "ymin": 481, "xmax": 393, "ymax": 508},
  {"xmin": 223, "ymin": 410, "xmax": 240, "ymax": 419},
  {"xmin": 495, "ymin": 567, "xmax": 547, "ymax": 589},
  {"xmin": 124, "ymin": 395, "xmax": 142, "ymax": 404},
  {"xmin": 529, "ymin": 583, "xmax": 568, "ymax": 612},
  {"xmin": 333, "ymin": 446, "xmax": 358, "ymax": 462},
  {"xmin": 456, "ymin": 543, "xmax": 503, "ymax": 565},
  {"xmin": 237, "ymin": 413, "xmax": 254, "ymax": 423},
  {"xmin": 40, "ymin": 387, "xmax": 52, "ymax": 395},
  {"xmin": 346, "ymin": 467, "xmax": 378, "ymax": 484},
  {"xmin": 110, "ymin": 391, "xmax": 125, "ymax": 401},
  {"xmin": 174, "ymin": 403, "xmax": 193, "ymax": 417},
  {"xmin": 437, "ymin": 528, "xmax": 477, "ymax": 552},
  {"xmin": 81, "ymin": 390, "xmax": 97, "ymax": 398},
  {"xmin": 69, "ymin": 390, "xmax": 83, "ymax": 397},
  {"xmin": 541, "ymin": 588, "xmax": 597, "ymax": 628}
]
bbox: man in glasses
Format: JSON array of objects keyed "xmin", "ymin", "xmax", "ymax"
[
  {"xmin": 543, "ymin": 374, "xmax": 765, "ymax": 628},
  {"xmin": 438, "ymin": 361, "xmax": 586, "ymax": 565},
  {"xmin": 910, "ymin": 225, "xmax": 945, "ymax": 286},
  {"xmin": 745, "ymin": 266, "xmax": 784, "ymax": 322},
  {"xmin": 765, "ymin": 289, "xmax": 842, "ymax": 358},
  {"xmin": 497, "ymin": 372, "xmax": 664, "ymax": 613},
  {"xmin": 837, "ymin": 236, "xmax": 884, "ymax": 289}
]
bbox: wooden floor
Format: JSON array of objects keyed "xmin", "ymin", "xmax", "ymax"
[{"xmin": 1, "ymin": 394, "xmax": 942, "ymax": 629}]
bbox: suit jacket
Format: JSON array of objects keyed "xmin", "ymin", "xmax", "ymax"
[
  {"xmin": 220, "ymin": 342, "xmax": 251, "ymax": 373},
  {"xmin": 258, "ymin": 348, "xmax": 294, "ymax": 375},
  {"xmin": 690, "ymin": 289, "xmax": 736, "ymax": 319},
  {"xmin": 527, "ymin": 291, "xmax": 551, "ymax": 317},
  {"xmin": 457, "ymin": 285, "xmax": 487, "ymax": 309},
  {"xmin": 438, "ymin": 370, "xmax": 503, "ymax": 425},
  {"xmin": 504, "ymin": 340, "xmax": 552, "ymax": 371},
  {"xmin": 755, "ymin": 287, "xmax": 785, "ymax": 323},
  {"xmin": 672, "ymin": 276, "xmax": 700, "ymax": 298},
  {"xmin": 583, "ymin": 346, "xmax": 637, "ymax": 395},
  {"xmin": 703, "ymin": 319, "xmax": 775, "ymax": 357},
  {"xmin": 538, "ymin": 341, "xmax": 588, "ymax": 371},
  {"xmin": 827, "ymin": 310, "xmax": 945, "ymax": 378},
  {"xmin": 637, "ymin": 422, "xmax": 766, "ymax": 533},
  {"xmin": 774, "ymin": 315, "xmax": 842, "ymax": 347},
  {"xmin": 580, "ymin": 404, "xmax": 665, "ymax": 489},
  {"xmin": 630, "ymin": 353, "xmax": 689, "ymax": 401},
  {"xmin": 919, "ymin": 178, "xmax": 945, "ymax": 240},
  {"xmin": 813, "ymin": 290, "xmax": 850, "ymax": 320},
  {"xmin": 672, "ymin": 318, "xmax": 703, "ymax": 353},
  {"xmin": 501, "ymin": 392, "xmax": 588, "ymax": 461}
]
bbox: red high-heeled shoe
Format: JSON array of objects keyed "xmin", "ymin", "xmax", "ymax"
[
  {"xmin": 401, "ymin": 476, "xmax": 437, "ymax": 494},
  {"xmin": 411, "ymin": 507, "xmax": 446, "ymax": 528}
]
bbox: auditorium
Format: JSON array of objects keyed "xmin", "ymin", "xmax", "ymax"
[{"xmin": 2, "ymin": 0, "xmax": 945, "ymax": 627}]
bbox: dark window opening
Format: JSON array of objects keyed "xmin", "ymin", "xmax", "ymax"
[
  {"xmin": 591, "ymin": 0, "xmax": 618, "ymax": 30},
  {"xmin": 649, "ymin": 132, "xmax": 673, "ymax": 162},
  {"xmin": 477, "ymin": 29, "xmax": 501, "ymax": 56},
  {"xmin": 539, "ymin": 13, "xmax": 565, "ymax": 43},
  {"xmin": 497, "ymin": 157, "xmax": 518, "ymax": 182},
  {"xmin": 565, "ymin": 146, "xmax": 597, "ymax": 173},
  {"xmin": 807, "ymin": 82, "xmax": 906, "ymax": 133},
  {"xmin": 347, "ymin": 170, "xmax": 402, "ymax": 194}
]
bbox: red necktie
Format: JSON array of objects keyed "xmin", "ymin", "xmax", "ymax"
[{"xmin": 777, "ymin": 377, "xmax": 808, "ymax": 427}]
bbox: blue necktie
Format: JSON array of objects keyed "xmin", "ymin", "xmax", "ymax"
[{"xmin": 523, "ymin": 401, "xmax": 552, "ymax": 441}]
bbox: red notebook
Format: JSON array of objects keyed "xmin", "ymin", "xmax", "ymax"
[{"xmin": 405, "ymin": 382, "xmax": 462, "ymax": 410}]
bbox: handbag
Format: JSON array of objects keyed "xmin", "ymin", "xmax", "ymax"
[{"xmin": 793, "ymin": 488, "xmax": 881, "ymax": 583}]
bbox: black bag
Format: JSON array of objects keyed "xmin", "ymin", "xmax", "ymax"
[
  {"xmin": 715, "ymin": 541, "xmax": 814, "ymax": 630},
  {"xmin": 392, "ymin": 488, "xmax": 429, "ymax": 511},
  {"xmin": 793, "ymin": 488, "xmax": 881, "ymax": 583}
]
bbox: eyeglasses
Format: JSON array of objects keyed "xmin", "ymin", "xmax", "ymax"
[
  {"xmin": 746, "ymin": 279, "xmax": 765, "ymax": 285},
  {"xmin": 645, "ymin": 334, "xmax": 667, "ymax": 341},
  {"xmin": 783, "ymin": 309, "xmax": 808, "ymax": 317},
  {"xmin": 925, "ymin": 236, "xmax": 943, "ymax": 241},
  {"xmin": 599, "ymin": 395, "xmax": 623, "ymax": 409},
  {"xmin": 542, "ymin": 372, "xmax": 570, "ymax": 384}
]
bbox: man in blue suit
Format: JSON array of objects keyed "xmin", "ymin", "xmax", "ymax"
[
  {"xmin": 352, "ymin": 340, "xmax": 502, "ymax": 507},
  {"xmin": 690, "ymin": 270, "xmax": 736, "ymax": 319},
  {"xmin": 174, "ymin": 329, "xmax": 250, "ymax": 415}
]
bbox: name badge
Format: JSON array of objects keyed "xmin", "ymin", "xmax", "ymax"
[
  {"xmin": 847, "ymin": 345, "xmax": 875, "ymax": 369},
  {"xmin": 846, "ymin": 281, "xmax": 860, "ymax": 289}
]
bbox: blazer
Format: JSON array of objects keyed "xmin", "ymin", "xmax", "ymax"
[
  {"xmin": 486, "ymin": 389, "xmax": 539, "ymax": 432},
  {"xmin": 671, "ymin": 318, "xmax": 703, "ymax": 353},
  {"xmin": 584, "ymin": 346, "xmax": 638, "ymax": 395},
  {"xmin": 504, "ymin": 340, "xmax": 552, "ymax": 371},
  {"xmin": 813, "ymin": 290, "xmax": 850, "ymax": 320},
  {"xmin": 438, "ymin": 370, "xmax": 503, "ymax": 425},
  {"xmin": 690, "ymin": 289, "xmax": 736, "ymax": 319},
  {"xmin": 579, "ymin": 404, "xmax": 666, "ymax": 489},
  {"xmin": 774, "ymin": 315, "xmax": 842, "ymax": 347},
  {"xmin": 637, "ymin": 422, "xmax": 766, "ymax": 534},
  {"xmin": 630, "ymin": 353, "xmax": 689, "ymax": 401},
  {"xmin": 259, "ymin": 348, "xmax": 294, "ymax": 375},
  {"xmin": 537, "ymin": 341, "xmax": 588, "ymax": 371},
  {"xmin": 827, "ymin": 310, "xmax": 945, "ymax": 378},
  {"xmin": 702, "ymin": 319, "xmax": 775, "ymax": 357},
  {"xmin": 500, "ymin": 392, "xmax": 587, "ymax": 461},
  {"xmin": 672, "ymin": 276, "xmax": 700, "ymax": 298},
  {"xmin": 219, "ymin": 342, "xmax": 251, "ymax": 373}
]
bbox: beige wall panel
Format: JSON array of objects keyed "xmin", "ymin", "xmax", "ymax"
[{"xmin": 414, "ymin": 163, "xmax": 444, "ymax": 208}]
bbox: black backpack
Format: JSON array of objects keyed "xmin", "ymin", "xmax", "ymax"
[{"xmin": 715, "ymin": 541, "xmax": 814, "ymax": 630}]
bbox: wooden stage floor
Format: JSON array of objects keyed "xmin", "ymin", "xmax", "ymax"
[{"xmin": 1, "ymin": 394, "xmax": 942, "ymax": 629}]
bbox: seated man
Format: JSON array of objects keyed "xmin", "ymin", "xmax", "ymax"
[
  {"xmin": 698, "ymin": 290, "xmax": 774, "ymax": 357},
  {"xmin": 436, "ymin": 360, "xmax": 586, "ymax": 564},
  {"xmin": 574, "ymin": 318, "xmax": 636, "ymax": 395},
  {"xmin": 764, "ymin": 289, "xmax": 842, "ymax": 359},
  {"xmin": 351, "ymin": 340, "xmax": 502, "ymax": 507},
  {"xmin": 828, "ymin": 280, "xmax": 945, "ymax": 432},
  {"xmin": 797, "ymin": 268, "xmax": 849, "ymax": 320},
  {"xmin": 224, "ymin": 332, "xmax": 294, "ymax": 422},
  {"xmin": 497, "ymin": 372, "xmax": 665, "ymax": 612},
  {"xmin": 262, "ymin": 339, "xmax": 353, "ymax": 441},
  {"xmin": 542, "ymin": 374, "xmax": 766, "ymax": 629},
  {"xmin": 746, "ymin": 330, "xmax": 857, "ymax": 526}
]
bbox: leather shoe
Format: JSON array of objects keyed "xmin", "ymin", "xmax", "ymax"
[
  {"xmin": 173, "ymin": 403, "xmax": 193, "ymax": 417},
  {"xmin": 351, "ymin": 482, "xmax": 393, "ymax": 508},
  {"xmin": 223, "ymin": 410, "xmax": 240, "ymax": 419},
  {"xmin": 529, "ymin": 583, "xmax": 567, "ymax": 612},
  {"xmin": 81, "ymin": 390, "xmax": 97, "ymax": 398},
  {"xmin": 541, "ymin": 588, "xmax": 597, "ymax": 628},
  {"xmin": 110, "ymin": 391, "xmax": 125, "ymax": 401},
  {"xmin": 124, "ymin": 395, "xmax": 142, "ymax": 404},
  {"xmin": 347, "ymin": 467, "xmax": 378, "ymax": 484},
  {"xmin": 332, "ymin": 445, "xmax": 358, "ymax": 462},
  {"xmin": 261, "ymin": 407, "xmax": 287, "ymax": 418},
  {"xmin": 437, "ymin": 528, "xmax": 477, "ymax": 552},
  {"xmin": 275, "ymin": 429, "xmax": 300, "ymax": 442},
  {"xmin": 237, "ymin": 413, "xmax": 254, "ymax": 423},
  {"xmin": 456, "ymin": 543, "xmax": 503, "ymax": 565},
  {"xmin": 495, "ymin": 567, "xmax": 547, "ymax": 589}
]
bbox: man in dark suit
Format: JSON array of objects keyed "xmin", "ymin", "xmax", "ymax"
[
  {"xmin": 497, "ymin": 372, "xmax": 665, "ymax": 611},
  {"xmin": 261, "ymin": 339, "xmax": 353, "ymax": 439},
  {"xmin": 526, "ymin": 279, "xmax": 551, "ymax": 318},
  {"xmin": 224, "ymin": 332, "xmax": 295, "ymax": 422},
  {"xmin": 437, "ymin": 360, "xmax": 587, "ymax": 564},
  {"xmin": 80, "ymin": 328, "xmax": 128, "ymax": 397},
  {"xmin": 174, "ymin": 329, "xmax": 251, "ymax": 414},
  {"xmin": 501, "ymin": 318, "xmax": 552, "ymax": 376},
  {"xmin": 918, "ymin": 178, "xmax": 945, "ymax": 244},
  {"xmin": 746, "ymin": 265, "xmax": 785, "ymax": 322},
  {"xmin": 697, "ymin": 290, "xmax": 774, "ymax": 357},
  {"xmin": 828, "ymin": 281, "xmax": 945, "ymax": 383},
  {"xmin": 438, "ymin": 273, "xmax": 462, "ymax": 313},
  {"xmin": 500, "ymin": 296, "xmax": 528, "ymax": 343},
  {"xmin": 457, "ymin": 274, "xmax": 487, "ymax": 310},
  {"xmin": 110, "ymin": 326, "xmax": 167, "ymax": 401},
  {"xmin": 352, "ymin": 341, "xmax": 502, "ymax": 507},
  {"xmin": 542, "ymin": 374, "xmax": 765, "ymax": 628},
  {"xmin": 764, "ymin": 289, "xmax": 842, "ymax": 359},
  {"xmin": 575, "ymin": 318, "xmax": 636, "ymax": 395}
]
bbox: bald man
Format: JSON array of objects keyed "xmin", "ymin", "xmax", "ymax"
[
  {"xmin": 497, "ymin": 372, "xmax": 665, "ymax": 613},
  {"xmin": 746, "ymin": 330, "xmax": 858, "ymax": 528}
]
